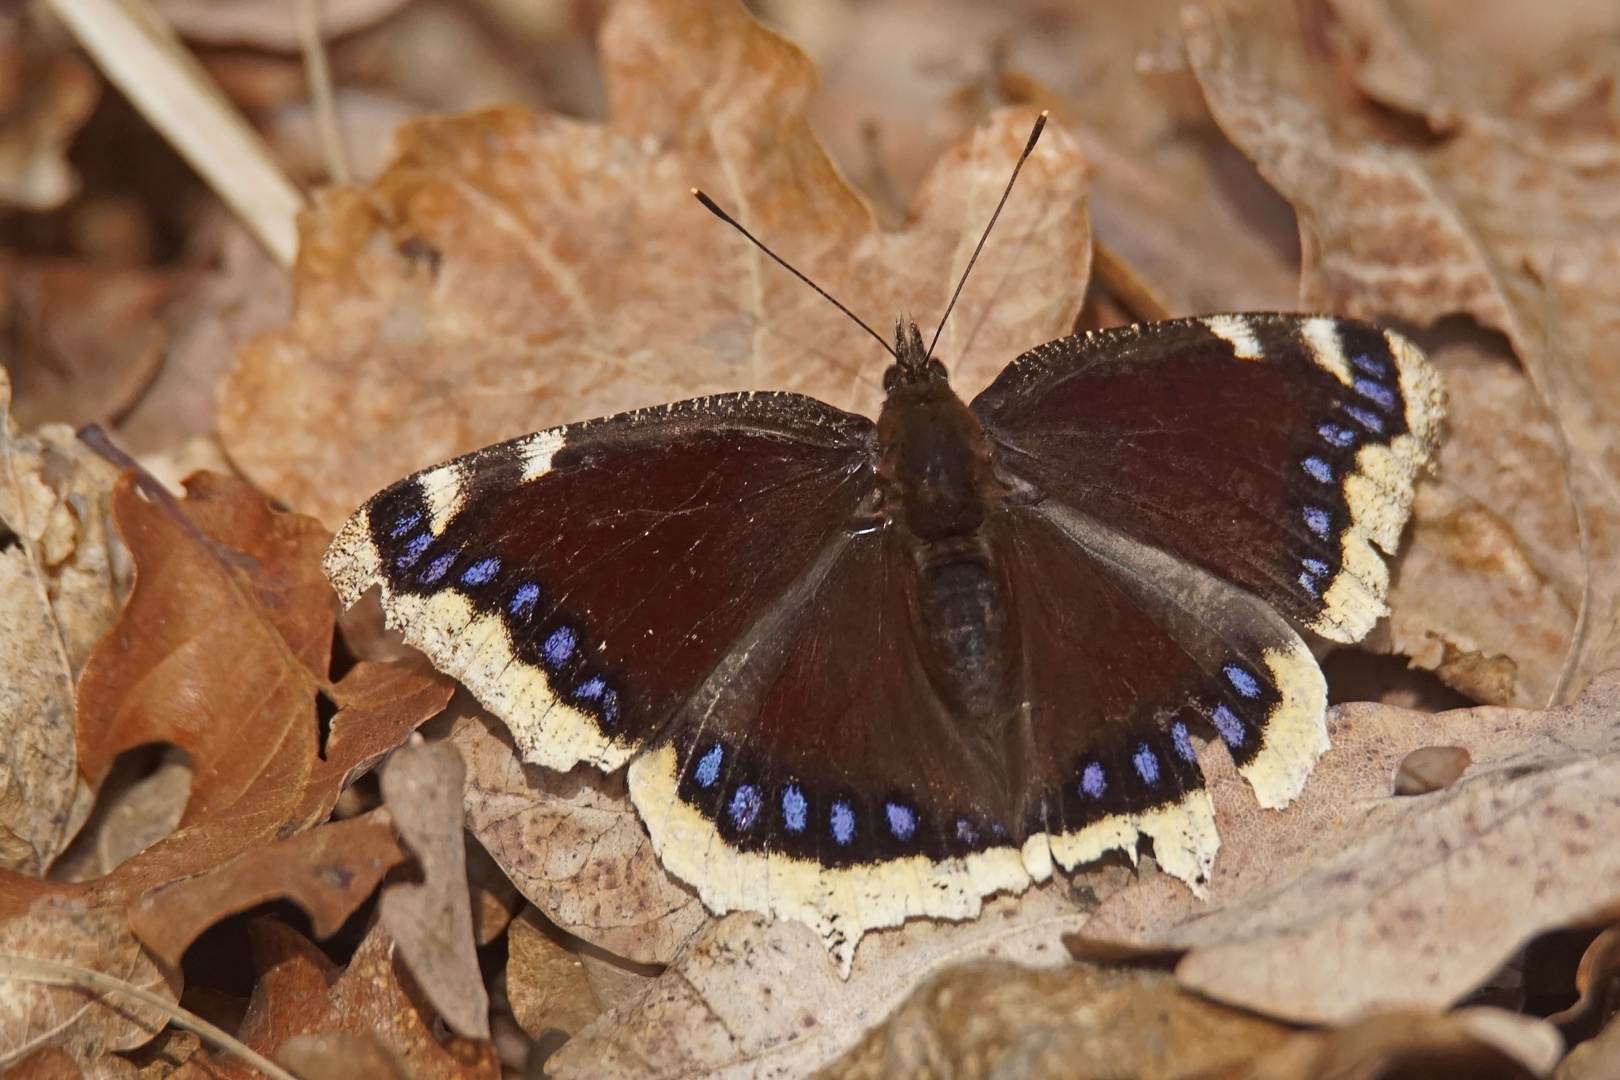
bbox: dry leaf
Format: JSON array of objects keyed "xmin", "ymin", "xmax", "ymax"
[
  {"xmin": 0, "ymin": 38, "xmax": 98, "ymax": 211},
  {"xmin": 218, "ymin": 0, "xmax": 1089, "ymax": 529},
  {"xmin": 378, "ymin": 740, "xmax": 490, "ymax": 1041},
  {"xmin": 454, "ymin": 713, "xmax": 706, "ymax": 967},
  {"xmin": 49, "ymin": 746, "xmax": 192, "ymax": 884},
  {"xmin": 0, "ymin": 370, "xmax": 120, "ymax": 875},
  {"xmin": 6, "ymin": 1045, "xmax": 84, "ymax": 1080},
  {"xmin": 505, "ymin": 906, "xmax": 603, "ymax": 1041},
  {"xmin": 275, "ymin": 1034, "xmax": 408, "ymax": 1080},
  {"xmin": 546, "ymin": 882, "xmax": 1087, "ymax": 1080},
  {"xmin": 759, "ymin": 0, "xmax": 1299, "ymax": 317},
  {"xmin": 1251, "ymin": 1009, "xmax": 1555, "ymax": 1080},
  {"xmin": 1392, "ymin": 744, "xmax": 1471, "ymax": 795},
  {"xmin": 0, "ymin": 896, "xmax": 175, "ymax": 1074},
  {"xmin": 1182, "ymin": 0, "xmax": 1620, "ymax": 702},
  {"xmin": 1557, "ymin": 1012, "xmax": 1620, "ymax": 1080},
  {"xmin": 1076, "ymin": 671, "xmax": 1620, "ymax": 1024},
  {"xmin": 816, "ymin": 960, "xmax": 1293, "ymax": 1080},
  {"xmin": 183, "ymin": 917, "xmax": 497, "ymax": 1080},
  {"xmin": 129, "ymin": 809, "xmax": 405, "ymax": 966},
  {"xmin": 1, "ymin": 260, "xmax": 203, "ymax": 435}
]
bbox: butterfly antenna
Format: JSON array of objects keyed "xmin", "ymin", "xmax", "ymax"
[
  {"xmin": 693, "ymin": 189, "xmax": 898, "ymax": 360},
  {"xmin": 926, "ymin": 111, "xmax": 1047, "ymax": 361}
]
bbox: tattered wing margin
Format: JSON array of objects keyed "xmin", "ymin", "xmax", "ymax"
[
  {"xmin": 1309, "ymin": 328, "xmax": 1446, "ymax": 644},
  {"xmin": 630, "ymin": 744, "xmax": 1227, "ymax": 978}
]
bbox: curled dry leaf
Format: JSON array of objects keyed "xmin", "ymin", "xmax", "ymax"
[
  {"xmin": 816, "ymin": 960, "xmax": 1292, "ymax": 1080},
  {"xmin": 5, "ymin": 1046, "xmax": 82, "ymax": 1080},
  {"xmin": 0, "ymin": 370, "xmax": 120, "ymax": 875},
  {"xmin": 454, "ymin": 712, "xmax": 706, "ymax": 967},
  {"xmin": 1253, "ymin": 1009, "xmax": 1553, "ymax": 1080},
  {"xmin": 1182, "ymin": 0, "xmax": 1620, "ymax": 703},
  {"xmin": 0, "ymin": 38, "xmax": 97, "ymax": 211},
  {"xmin": 1546, "ymin": 922, "xmax": 1620, "ymax": 1027},
  {"xmin": 183, "ymin": 917, "xmax": 498, "ymax": 1080},
  {"xmin": 13, "ymin": 469, "xmax": 454, "ymax": 908},
  {"xmin": 546, "ymin": 883, "xmax": 1087, "ymax": 1080},
  {"xmin": 378, "ymin": 740, "xmax": 490, "ymax": 1041},
  {"xmin": 1077, "ymin": 671, "xmax": 1620, "ymax": 1024},
  {"xmin": 219, "ymin": 0, "xmax": 1090, "ymax": 529},
  {"xmin": 275, "ymin": 1033, "xmax": 408, "ymax": 1080},
  {"xmin": 0, "ymin": 897, "xmax": 175, "ymax": 1074},
  {"xmin": 129, "ymin": 809, "xmax": 405, "ymax": 966}
]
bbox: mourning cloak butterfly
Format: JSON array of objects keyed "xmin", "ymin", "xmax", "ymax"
[{"xmin": 324, "ymin": 122, "xmax": 1444, "ymax": 975}]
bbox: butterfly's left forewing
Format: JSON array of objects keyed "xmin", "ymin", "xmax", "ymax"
[{"xmin": 324, "ymin": 393, "xmax": 876, "ymax": 774}]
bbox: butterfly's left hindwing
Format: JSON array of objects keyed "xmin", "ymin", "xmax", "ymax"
[
  {"xmin": 324, "ymin": 393, "xmax": 875, "ymax": 774},
  {"xmin": 972, "ymin": 315, "xmax": 1443, "ymax": 645}
]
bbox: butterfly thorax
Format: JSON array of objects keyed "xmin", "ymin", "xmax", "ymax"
[{"xmin": 877, "ymin": 319, "xmax": 1018, "ymax": 744}]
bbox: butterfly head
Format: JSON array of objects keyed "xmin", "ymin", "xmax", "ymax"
[{"xmin": 883, "ymin": 316, "xmax": 949, "ymax": 392}]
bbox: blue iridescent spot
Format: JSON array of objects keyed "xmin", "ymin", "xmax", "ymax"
[
  {"xmin": 1302, "ymin": 456, "xmax": 1333, "ymax": 483},
  {"xmin": 1133, "ymin": 744, "xmax": 1161, "ymax": 786},
  {"xmin": 600, "ymin": 688, "xmax": 619, "ymax": 727},
  {"xmin": 1081, "ymin": 761, "xmax": 1106, "ymax": 799},
  {"xmin": 990, "ymin": 821, "xmax": 1007, "ymax": 838},
  {"xmin": 1171, "ymin": 721, "xmax": 1197, "ymax": 762},
  {"xmin": 729, "ymin": 785, "xmax": 762, "ymax": 830},
  {"xmin": 509, "ymin": 582, "xmax": 540, "ymax": 618},
  {"xmin": 956, "ymin": 818, "xmax": 978, "ymax": 844},
  {"xmin": 396, "ymin": 533, "xmax": 432, "ymax": 569},
  {"xmin": 1224, "ymin": 663, "xmax": 1262, "ymax": 699},
  {"xmin": 1319, "ymin": 423, "xmax": 1356, "ymax": 447},
  {"xmin": 1304, "ymin": 558, "xmax": 1330, "ymax": 575},
  {"xmin": 573, "ymin": 676, "xmax": 606, "ymax": 701},
  {"xmin": 830, "ymin": 801, "xmax": 856, "ymax": 846},
  {"xmin": 544, "ymin": 625, "xmax": 578, "ymax": 668},
  {"xmin": 1299, "ymin": 570, "xmax": 1320, "ymax": 597},
  {"xmin": 885, "ymin": 802, "xmax": 917, "ymax": 841},
  {"xmin": 1211, "ymin": 703, "xmax": 1246, "ymax": 746},
  {"xmin": 782, "ymin": 786, "xmax": 807, "ymax": 832},
  {"xmin": 1354, "ymin": 378, "xmax": 1397, "ymax": 412},
  {"xmin": 1352, "ymin": 352, "xmax": 1389, "ymax": 377},
  {"xmin": 419, "ymin": 551, "xmax": 457, "ymax": 584},
  {"xmin": 390, "ymin": 511, "xmax": 422, "ymax": 539},
  {"xmin": 1303, "ymin": 506, "xmax": 1332, "ymax": 539},
  {"xmin": 1344, "ymin": 404, "xmax": 1384, "ymax": 433},
  {"xmin": 694, "ymin": 745, "xmax": 722, "ymax": 788},
  {"xmin": 460, "ymin": 557, "xmax": 500, "ymax": 586}
]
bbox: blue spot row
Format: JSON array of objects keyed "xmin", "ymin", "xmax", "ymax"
[
  {"xmin": 1354, "ymin": 378, "xmax": 1396, "ymax": 413},
  {"xmin": 1319, "ymin": 423, "xmax": 1356, "ymax": 448},
  {"xmin": 1171, "ymin": 721, "xmax": 1197, "ymax": 762},
  {"xmin": 390, "ymin": 511, "xmax": 422, "ymax": 539},
  {"xmin": 1080, "ymin": 761, "xmax": 1106, "ymax": 799},
  {"xmin": 695, "ymin": 744, "xmax": 723, "ymax": 788},
  {"xmin": 544, "ymin": 625, "xmax": 577, "ymax": 668},
  {"xmin": 1344, "ymin": 404, "xmax": 1383, "ymax": 433},
  {"xmin": 1133, "ymin": 744, "xmax": 1160, "ymax": 786},
  {"xmin": 397, "ymin": 533, "xmax": 432, "ymax": 570},
  {"xmin": 1352, "ymin": 352, "xmax": 1388, "ymax": 377},
  {"xmin": 782, "ymin": 785, "xmax": 807, "ymax": 832},
  {"xmin": 956, "ymin": 818, "xmax": 978, "ymax": 844},
  {"xmin": 885, "ymin": 803, "xmax": 917, "ymax": 841},
  {"xmin": 830, "ymin": 801, "xmax": 856, "ymax": 845},
  {"xmin": 1224, "ymin": 663, "xmax": 1262, "ymax": 699},
  {"xmin": 1211, "ymin": 703, "xmax": 1246, "ymax": 747},
  {"xmin": 461, "ymin": 557, "xmax": 500, "ymax": 586},
  {"xmin": 510, "ymin": 583, "xmax": 540, "ymax": 618},
  {"xmin": 1300, "ymin": 557, "xmax": 1331, "ymax": 597},
  {"xmin": 420, "ymin": 550, "xmax": 457, "ymax": 584},
  {"xmin": 1303, "ymin": 505, "xmax": 1332, "ymax": 540},
  {"xmin": 1302, "ymin": 456, "xmax": 1334, "ymax": 484},
  {"xmin": 729, "ymin": 785, "xmax": 762, "ymax": 830}
]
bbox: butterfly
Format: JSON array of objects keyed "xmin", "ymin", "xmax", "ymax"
[{"xmin": 323, "ymin": 118, "xmax": 1444, "ymax": 975}]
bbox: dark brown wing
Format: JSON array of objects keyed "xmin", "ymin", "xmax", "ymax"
[
  {"xmin": 324, "ymin": 392, "xmax": 875, "ymax": 773},
  {"xmin": 972, "ymin": 315, "xmax": 1443, "ymax": 644}
]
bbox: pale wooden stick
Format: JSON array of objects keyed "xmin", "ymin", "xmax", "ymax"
[
  {"xmin": 293, "ymin": 0, "xmax": 351, "ymax": 185},
  {"xmin": 43, "ymin": 0, "xmax": 306, "ymax": 267},
  {"xmin": 0, "ymin": 954, "xmax": 300, "ymax": 1080}
]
